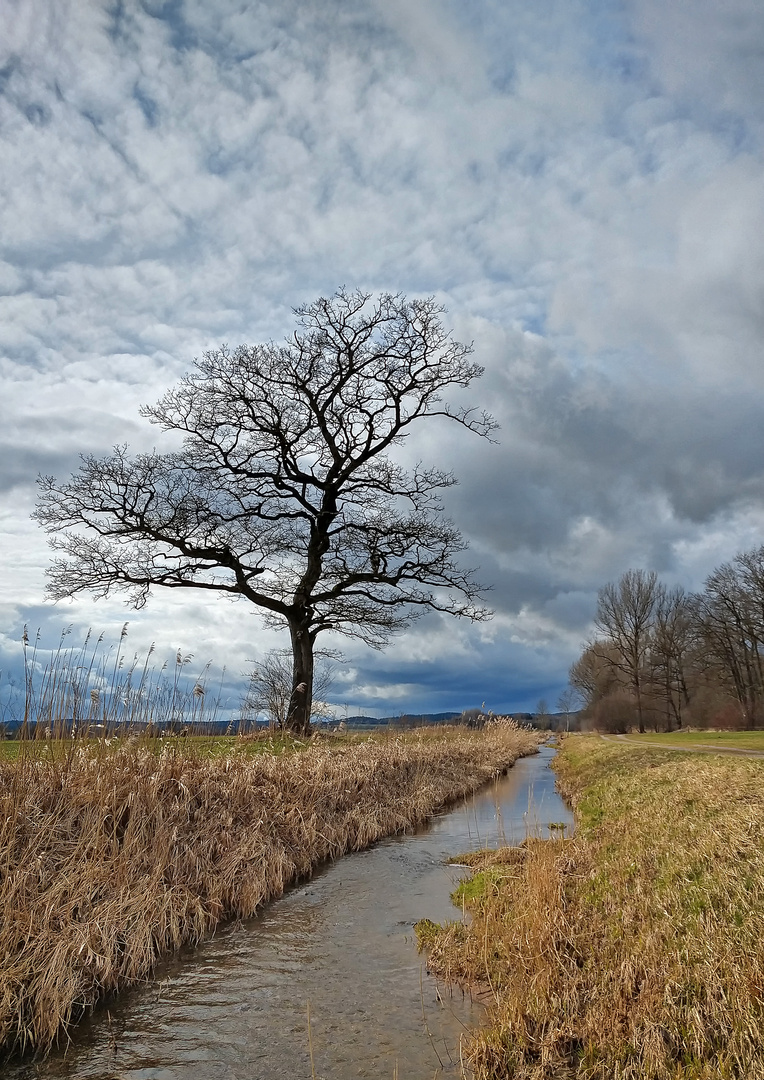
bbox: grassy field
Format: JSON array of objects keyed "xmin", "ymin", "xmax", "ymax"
[
  {"xmin": 0, "ymin": 721, "xmax": 538, "ymax": 1059},
  {"xmin": 418, "ymin": 735, "xmax": 764, "ymax": 1079},
  {"xmin": 620, "ymin": 729, "xmax": 764, "ymax": 751},
  {"xmin": 0, "ymin": 731, "xmax": 330, "ymax": 763}
]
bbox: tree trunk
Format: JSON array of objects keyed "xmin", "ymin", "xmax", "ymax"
[
  {"xmin": 634, "ymin": 670, "xmax": 646, "ymax": 734},
  {"xmin": 286, "ymin": 618, "xmax": 314, "ymax": 734}
]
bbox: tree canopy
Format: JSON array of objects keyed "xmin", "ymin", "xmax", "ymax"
[{"xmin": 35, "ymin": 289, "xmax": 495, "ymax": 732}]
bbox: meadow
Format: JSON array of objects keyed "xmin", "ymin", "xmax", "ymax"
[
  {"xmin": 0, "ymin": 721, "xmax": 538, "ymax": 1059},
  {"xmin": 619, "ymin": 729, "xmax": 764, "ymax": 752},
  {"xmin": 418, "ymin": 736, "xmax": 764, "ymax": 1079}
]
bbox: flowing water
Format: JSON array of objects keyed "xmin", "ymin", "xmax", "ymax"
[{"xmin": 9, "ymin": 746, "xmax": 572, "ymax": 1080}]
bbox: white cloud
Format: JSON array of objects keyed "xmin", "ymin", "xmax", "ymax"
[{"xmin": 0, "ymin": 0, "xmax": 762, "ymax": 713}]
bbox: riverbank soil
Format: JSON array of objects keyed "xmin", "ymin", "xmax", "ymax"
[
  {"xmin": 0, "ymin": 723, "xmax": 538, "ymax": 1060},
  {"xmin": 419, "ymin": 736, "xmax": 764, "ymax": 1079}
]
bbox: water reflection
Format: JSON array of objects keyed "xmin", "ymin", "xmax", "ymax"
[{"xmin": 9, "ymin": 746, "xmax": 572, "ymax": 1080}]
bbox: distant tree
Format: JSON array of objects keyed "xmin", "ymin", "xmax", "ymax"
[
  {"xmin": 242, "ymin": 648, "xmax": 337, "ymax": 730},
  {"xmin": 35, "ymin": 290, "xmax": 494, "ymax": 733},
  {"xmin": 535, "ymin": 697, "xmax": 551, "ymax": 730},
  {"xmin": 594, "ymin": 569, "xmax": 663, "ymax": 733},
  {"xmin": 695, "ymin": 549, "xmax": 764, "ymax": 728},
  {"xmin": 556, "ymin": 687, "xmax": 580, "ymax": 732},
  {"xmin": 589, "ymin": 691, "xmax": 638, "ymax": 735},
  {"xmin": 648, "ymin": 586, "xmax": 695, "ymax": 730},
  {"xmin": 569, "ymin": 547, "xmax": 764, "ymax": 733},
  {"xmin": 569, "ymin": 640, "xmax": 624, "ymax": 712}
]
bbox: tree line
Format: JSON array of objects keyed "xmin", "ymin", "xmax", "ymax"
[{"xmin": 569, "ymin": 549, "xmax": 764, "ymax": 732}]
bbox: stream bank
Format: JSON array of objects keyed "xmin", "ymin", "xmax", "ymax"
[{"xmin": 7, "ymin": 745, "xmax": 572, "ymax": 1079}]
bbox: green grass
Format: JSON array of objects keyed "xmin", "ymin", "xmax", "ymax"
[
  {"xmin": 451, "ymin": 866, "xmax": 513, "ymax": 908},
  {"xmin": 0, "ymin": 724, "xmax": 477, "ymax": 764},
  {"xmin": 0, "ymin": 732, "xmax": 317, "ymax": 763},
  {"xmin": 621, "ymin": 729, "xmax": 764, "ymax": 751},
  {"xmin": 0, "ymin": 725, "xmax": 464, "ymax": 764}
]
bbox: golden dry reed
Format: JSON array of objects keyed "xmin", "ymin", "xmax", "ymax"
[
  {"xmin": 0, "ymin": 722, "xmax": 537, "ymax": 1058},
  {"xmin": 420, "ymin": 737, "xmax": 764, "ymax": 1080}
]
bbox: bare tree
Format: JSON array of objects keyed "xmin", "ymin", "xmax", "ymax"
[
  {"xmin": 568, "ymin": 641, "xmax": 622, "ymax": 711},
  {"xmin": 35, "ymin": 290, "xmax": 495, "ymax": 733},
  {"xmin": 569, "ymin": 640, "xmax": 642, "ymax": 733},
  {"xmin": 648, "ymin": 586, "xmax": 695, "ymax": 731},
  {"xmin": 594, "ymin": 569, "xmax": 663, "ymax": 733},
  {"xmin": 556, "ymin": 687, "xmax": 580, "ymax": 732},
  {"xmin": 459, "ymin": 707, "xmax": 485, "ymax": 727},
  {"xmin": 696, "ymin": 550, "xmax": 764, "ymax": 728},
  {"xmin": 242, "ymin": 649, "xmax": 336, "ymax": 730},
  {"xmin": 570, "ymin": 546, "xmax": 764, "ymax": 733}
]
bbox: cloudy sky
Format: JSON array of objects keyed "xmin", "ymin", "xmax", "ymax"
[{"xmin": 1, "ymin": 0, "xmax": 763, "ymax": 718}]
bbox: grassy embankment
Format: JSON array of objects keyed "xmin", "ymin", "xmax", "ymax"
[
  {"xmin": 0, "ymin": 722, "xmax": 538, "ymax": 1059},
  {"xmin": 418, "ymin": 736, "xmax": 764, "ymax": 1079}
]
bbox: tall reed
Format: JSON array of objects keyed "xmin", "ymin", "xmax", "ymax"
[
  {"xmin": 5, "ymin": 625, "xmax": 230, "ymax": 737},
  {"xmin": 0, "ymin": 722, "xmax": 538, "ymax": 1058}
]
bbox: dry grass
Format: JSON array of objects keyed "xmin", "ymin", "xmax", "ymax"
[
  {"xmin": 7, "ymin": 625, "xmax": 232, "ymax": 738},
  {"xmin": 0, "ymin": 722, "xmax": 538, "ymax": 1059},
  {"xmin": 418, "ymin": 736, "xmax": 764, "ymax": 1079}
]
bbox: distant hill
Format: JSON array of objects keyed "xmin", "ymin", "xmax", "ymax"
[
  {"xmin": 0, "ymin": 709, "xmax": 574, "ymax": 739},
  {"xmin": 341, "ymin": 712, "xmax": 461, "ymax": 728}
]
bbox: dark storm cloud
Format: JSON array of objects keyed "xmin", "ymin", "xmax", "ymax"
[{"xmin": 0, "ymin": 0, "xmax": 763, "ymax": 712}]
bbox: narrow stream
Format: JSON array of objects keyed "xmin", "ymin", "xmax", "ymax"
[{"xmin": 10, "ymin": 746, "xmax": 572, "ymax": 1080}]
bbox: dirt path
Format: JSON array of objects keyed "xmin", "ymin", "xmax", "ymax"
[{"xmin": 600, "ymin": 733, "xmax": 764, "ymax": 758}]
